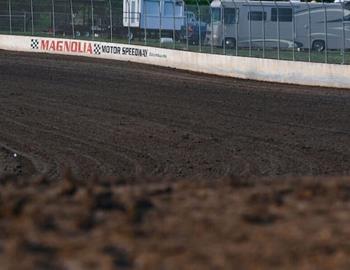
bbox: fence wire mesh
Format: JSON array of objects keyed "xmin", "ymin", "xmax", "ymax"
[{"xmin": 0, "ymin": 0, "xmax": 349, "ymax": 64}]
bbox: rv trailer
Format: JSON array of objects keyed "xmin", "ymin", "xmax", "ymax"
[{"xmin": 206, "ymin": 0, "xmax": 350, "ymax": 51}]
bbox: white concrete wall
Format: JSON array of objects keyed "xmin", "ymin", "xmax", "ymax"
[{"xmin": 0, "ymin": 34, "xmax": 349, "ymax": 89}]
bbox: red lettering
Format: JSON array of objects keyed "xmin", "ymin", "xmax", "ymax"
[
  {"xmin": 71, "ymin": 42, "xmax": 77, "ymax": 52},
  {"xmin": 39, "ymin": 39, "xmax": 95, "ymax": 54},
  {"xmin": 87, "ymin": 43, "xmax": 92, "ymax": 54},
  {"xmin": 64, "ymin": 41, "xmax": 70, "ymax": 52},
  {"xmin": 56, "ymin": 41, "xmax": 62, "ymax": 51},
  {"xmin": 41, "ymin": 40, "xmax": 49, "ymax": 50},
  {"xmin": 78, "ymin": 42, "xmax": 83, "ymax": 53},
  {"xmin": 49, "ymin": 41, "xmax": 55, "ymax": 51}
]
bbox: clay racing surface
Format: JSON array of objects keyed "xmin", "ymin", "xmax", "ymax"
[
  {"xmin": 0, "ymin": 50, "xmax": 350, "ymax": 179},
  {"xmin": 1, "ymin": 50, "xmax": 350, "ymax": 269}
]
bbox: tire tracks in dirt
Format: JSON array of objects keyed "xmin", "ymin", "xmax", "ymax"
[{"xmin": 1, "ymin": 50, "xmax": 350, "ymax": 179}]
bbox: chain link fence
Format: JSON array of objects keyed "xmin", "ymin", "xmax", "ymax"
[{"xmin": 0, "ymin": 0, "xmax": 349, "ymax": 64}]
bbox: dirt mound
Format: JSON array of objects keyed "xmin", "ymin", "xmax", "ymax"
[{"xmin": 0, "ymin": 174, "xmax": 349, "ymax": 269}]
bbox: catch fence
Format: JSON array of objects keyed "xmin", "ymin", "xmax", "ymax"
[{"xmin": 0, "ymin": 0, "xmax": 349, "ymax": 64}]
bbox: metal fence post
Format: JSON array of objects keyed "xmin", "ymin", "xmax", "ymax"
[
  {"xmin": 233, "ymin": 0, "xmax": 238, "ymax": 56},
  {"xmin": 245, "ymin": 0, "xmax": 251, "ymax": 57},
  {"xmin": 144, "ymin": 0, "xmax": 147, "ymax": 45},
  {"xmin": 306, "ymin": 0, "xmax": 311, "ymax": 62},
  {"xmin": 274, "ymin": 0, "xmax": 280, "ymax": 60},
  {"xmin": 259, "ymin": 0, "xmax": 265, "ymax": 58},
  {"xmin": 52, "ymin": 0, "xmax": 55, "ymax": 36},
  {"xmin": 70, "ymin": 0, "xmax": 75, "ymax": 38},
  {"xmin": 159, "ymin": 0, "xmax": 162, "ymax": 47},
  {"xmin": 206, "ymin": 0, "xmax": 213, "ymax": 54},
  {"xmin": 342, "ymin": 2, "xmax": 345, "ymax": 64},
  {"xmin": 185, "ymin": 4, "xmax": 189, "ymax": 50},
  {"xmin": 8, "ymin": 0, "xmax": 12, "ymax": 34},
  {"xmin": 196, "ymin": 0, "xmax": 202, "ymax": 52},
  {"xmin": 91, "ymin": 0, "xmax": 94, "ymax": 40},
  {"xmin": 323, "ymin": 0, "xmax": 328, "ymax": 63},
  {"xmin": 30, "ymin": 0, "xmax": 34, "ymax": 35},
  {"xmin": 109, "ymin": 0, "xmax": 113, "ymax": 42},
  {"xmin": 24, "ymin": 12, "xmax": 26, "ymax": 33},
  {"xmin": 290, "ymin": 0, "xmax": 295, "ymax": 61},
  {"xmin": 222, "ymin": 5, "xmax": 225, "ymax": 54},
  {"xmin": 127, "ymin": 0, "xmax": 131, "ymax": 44},
  {"xmin": 173, "ymin": 0, "xmax": 176, "ymax": 49}
]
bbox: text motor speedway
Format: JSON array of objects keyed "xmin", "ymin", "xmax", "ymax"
[{"xmin": 31, "ymin": 38, "xmax": 149, "ymax": 57}]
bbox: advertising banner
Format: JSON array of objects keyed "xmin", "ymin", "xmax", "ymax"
[{"xmin": 0, "ymin": 34, "xmax": 349, "ymax": 89}]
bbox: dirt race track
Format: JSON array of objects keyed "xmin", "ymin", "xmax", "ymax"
[
  {"xmin": 1, "ymin": 50, "xmax": 350, "ymax": 270},
  {"xmin": 0, "ymin": 50, "xmax": 350, "ymax": 179}
]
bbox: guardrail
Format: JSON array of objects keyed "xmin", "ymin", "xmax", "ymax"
[{"xmin": 1, "ymin": 34, "xmax": 350, "ymax": 89}]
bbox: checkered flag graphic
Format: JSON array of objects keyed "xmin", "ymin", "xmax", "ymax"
[
  {"xmin": 94, "ymin": 44, "xmax": 101, "ymax": 55},
  {"xmin": 31, "ymin": 39, "xmax": 39, "ymax": 50}
]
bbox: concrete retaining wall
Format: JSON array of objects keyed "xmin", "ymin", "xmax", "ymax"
[{"xmin": 0, "ymin": 34, "xmax": 349, "ymax": 89}]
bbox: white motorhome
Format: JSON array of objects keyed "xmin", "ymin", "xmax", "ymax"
[
  {"xmin": 123, "ymin": 0, "xmax": 185, "ymax": 31},
  {"xmin": 206, "ymin": 0, "xmax": 350, "ymax": 51}
]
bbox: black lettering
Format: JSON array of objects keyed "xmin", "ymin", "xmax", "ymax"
[{"xmin": 102, "ymin": 45, "xmax": 109, "ymax": 53}]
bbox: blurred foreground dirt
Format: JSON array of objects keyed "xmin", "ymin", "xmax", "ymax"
[{"xmin": 0, "ymin": 174, "xmax": 349, "ymax": 270}]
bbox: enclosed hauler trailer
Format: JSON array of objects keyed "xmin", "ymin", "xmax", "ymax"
[
  {"xmin": 123, "ymin": 0, "xmax": 185, "ymax": 31},
  {"xmin": 206, "ymin": 0, "xmax": 350, "ymax": 51}
]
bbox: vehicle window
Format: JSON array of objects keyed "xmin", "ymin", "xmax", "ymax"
[
  {"xmin": 271, "ymin": 8, "xmax": 292, "ymax": 22},
  {"xmin": 212, "ymin": 8, "xmax": 221, "ymax": 23},
  {"xmin": 344, "ymin": 5, "xmax": 350, "ymax": 21},
  {"xmin": 224, "ymin": 8, "xmax": 236, "ymax": 24},
  {"xmin": 248, "ymin": 11, "xmax": 266, "ymax": 21}
]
